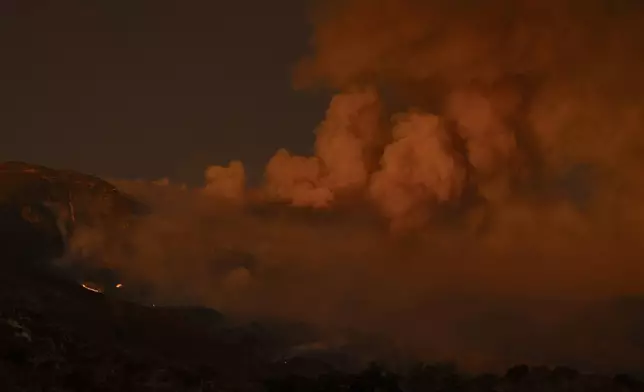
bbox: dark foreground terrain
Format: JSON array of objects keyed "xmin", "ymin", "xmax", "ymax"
[
  {"xmin": 3, "ymin": 265, "xmax": 644, "ymax": 392},
  {"xmin": 1, "ymin": 162, "xmax": 644, "ymax": 391}
]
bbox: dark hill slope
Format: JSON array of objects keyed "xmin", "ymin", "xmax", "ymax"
[
  {"xmin": 0, "ymin": 265, "xmax": 277, "ymax": 391},
  {"xmin": 0, "ymin": 161, "xmax": 148, "ymax": 267},
  {"xmin": 2, "ymin": 265, "xmax": 644, "ymax": 391}
]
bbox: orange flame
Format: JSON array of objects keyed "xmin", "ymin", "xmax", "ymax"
[{"xmin": 81, "ymin": 283, "xmax": 103, "ymax": 294}]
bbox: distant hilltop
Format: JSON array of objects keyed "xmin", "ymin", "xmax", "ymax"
[
  {"xmin": 0, "ymin": 161, "xmax": 149, "ymax": 265},
  {"xmin": 0, "ymin": 161, "xmax": 149, "ymax": 223}
]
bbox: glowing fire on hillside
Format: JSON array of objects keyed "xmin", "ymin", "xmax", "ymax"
[
  {"xmin": 81, "ymin": 283, "xmax": 103, "ymax": 293},
  {"xmin": 81, "ymin": 282, "xmax": 123, "ymax": 293}
]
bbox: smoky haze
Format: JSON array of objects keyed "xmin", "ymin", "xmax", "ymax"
[{"xmin": 65, "ymin": 0, "xmax": 644, "ymax": 374}]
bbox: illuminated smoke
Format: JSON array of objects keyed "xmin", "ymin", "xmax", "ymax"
[
  {"xmin": 263, "ymin": 89, "xmax": 382, "ymax": 207},
  {"xmin": 203, "ymin": 160, "xmax": 246, "ymax": 203},
  {"xmin": 66, "ymin": 0, "xmax": 644, "ymax": 372},
  {"xmin": 445, "ymin": 85, "xmax": 520, "ymax": 202},
  {"xmin": 369, "ymin": 112, "xmax": 466, "ymax": 230},
  {"xmin": 262, "ymin": 0, "xmax": 644, "ymax": 227},
  {"xmin": 264, "ymin": 148, "xmax": 331, "ymax": 207},
  {"xmin": 313, "ymin": 88, "xmax": 382, "ymax": 193}
]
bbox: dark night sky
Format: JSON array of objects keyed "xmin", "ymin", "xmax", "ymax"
[{"xmin": 0, "ymin": 0, "xmax": 328, "ymax": 185}]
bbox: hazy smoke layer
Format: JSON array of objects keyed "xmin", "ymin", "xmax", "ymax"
[{"xmin": 69, "ymin": 0, "xmax": 644, "ymax": 373}]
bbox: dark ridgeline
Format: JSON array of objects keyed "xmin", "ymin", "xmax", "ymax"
[
  {"xmin": 0, "ymin": 160, "xmax": 149, "ymax": 230},
  {"xmin": 0, "ymin": 161, "xmax": 148, "ymax": 278}
]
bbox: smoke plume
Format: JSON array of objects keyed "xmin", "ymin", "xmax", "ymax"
[
  {"xmin": 203, "ymin": 160, "xmax": 246, "ymax": 203},
  {"xmin": 67, "ymin": 0, "xmax": 644, "ymax": 373},
  {"xmin": 264, "ymin": 89, "xmax": 383, "ymax": 207}
]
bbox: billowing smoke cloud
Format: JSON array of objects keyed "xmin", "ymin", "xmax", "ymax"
[
  {"xmin": 264, "ymin": 89, "xmax": 382, "ymax": 207},
  {"xmin": 264, "ymin": 149, "xmax": 332, "ymax": 207},
  {"xmin": 203, "ymin": 160, "xmax": 246, "ymax": 203},
  {"xmin": 66, "ymin": 0, "xmax": 644, "ymax": 374},
  {"xmin": 290, "ymin": 0, "xmax": 644, "ymax": 223},
  {"xmin": 369, "ymin": 112, "xmax": 466, "ymax": 230}
]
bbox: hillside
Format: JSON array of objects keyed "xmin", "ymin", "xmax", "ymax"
[{"xmin": 1, "ymin": 162, "xmax": 644, "ymax": 391}]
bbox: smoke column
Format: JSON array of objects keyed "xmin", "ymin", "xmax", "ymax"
[{"xmin": 69, "ymin": 0, "xmax": 644, "ymax": 373}]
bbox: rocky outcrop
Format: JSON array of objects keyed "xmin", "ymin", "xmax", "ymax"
[{"xmin": 0, "ymin": 161, "xmax": 148, "ymax": 268}]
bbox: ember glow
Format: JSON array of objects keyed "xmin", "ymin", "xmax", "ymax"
[{"xmin": 81, "ymin": 283, "xmax": 103, "ymax": 294}]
